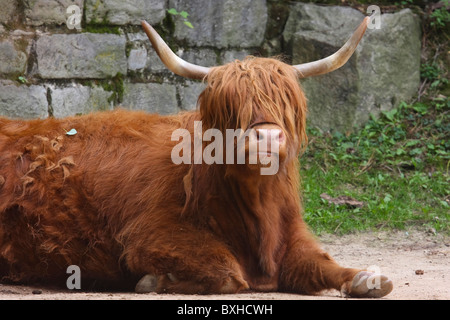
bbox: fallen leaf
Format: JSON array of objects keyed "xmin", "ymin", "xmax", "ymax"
[{"xmin": 320, "ymin": 193, "xmax": 364, "ymax": 208}]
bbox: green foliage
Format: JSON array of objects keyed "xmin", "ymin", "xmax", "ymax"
[
  {"xmin": 167, "ymin": 8, "xmax": 194, "ymax": 29},
  {"xmin": 421, "ymin": 62, "xmax": 448, "ymax": 90},
  {"xmin": 301, "ymin": 100, "xmax": 449, "ymax": 235},
  {"xmin": 17, "ymin": 76, "xmax": 27, "ymax": 84},
  {"xmin": 429, "ymin": 0, "xmax": 450, "ymax": 29}
]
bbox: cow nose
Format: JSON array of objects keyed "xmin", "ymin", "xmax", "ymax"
[
  {"xmin": 255, "ymin": 127, "xmax": 286, "ymax": 151},
  {"xmin": 256, "ymin": 128, "xmax": 284, "ymax": 142}
]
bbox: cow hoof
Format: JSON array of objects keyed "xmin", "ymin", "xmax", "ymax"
[
  {"xmin": 342, "ymin": 271, "xmax": 393, "ymax": 298},
  {"xmin": 220, "ymin": 275, "xmax": 249, "ymax": 294},
  {"xmin": 135, "ymin": 274, "xmax": 158, "ymax": 293}
]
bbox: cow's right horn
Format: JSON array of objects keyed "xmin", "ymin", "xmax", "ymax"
[
  {"xmin": 293, "ymin": 16, "xmax": 370, "ymax": 78},
  {"xmin": 142, "ymin": 21, "xmax": 210, "ymax": 80}
]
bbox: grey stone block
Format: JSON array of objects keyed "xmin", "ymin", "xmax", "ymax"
[
  {"xmin": 0, "ymin": 82, "xmax": 48, "ymax": 119},
  {"xmin": 283, "ymin": 4, "xmax": 363, "ymax": 44},
  {"xmin": 180, "ymin": 48, "xmax": 218, "ymax": 68},
  {"xmin": 23, "ymin": 0, "xmax": 84, "ymax": 26},
  {"xmin": 128, "ymin": 48, "xmax": 148, "ymax": 71},
  {"xmin": 221, "ymin": 50, "xmax": 252, "ymax": 64},
  {"xmin": 85, "ymin": 0, "xmax": 166, "ymax": 25},
  {"xmin": 284, "ymin": 4, "xmax": 421, "ymax": 132},
  {"xmin": 122, "ymin": 82, "xmax": 178, "ymax": 115},
  {"xmin": 145, "ymin": 49, "xmax": 167, "ymax": 73},
  {"xmin": 355, "ymin": 9, "xmax": 421, "ymax": 127},
  {"xmin": 36, "ymin": 33, "xmax": 127, "ymax": 79},
  {"xmin": 169, "ymin": 0, "xmax": 267, "ymax": 48},
  {"xmin": 0, "ymin": 0, "xmax": 19, "ymax": 24},
  {"xmin": 178, "ymin": 81, "xmax": 206, "ymax": 111},
  {"xmin": 0, "ymin": 40, "xmax": 28, "ymax": 76},
  {"xmin": 126, "ymin": 31, "xmax": 168, "ymax": 73},
  {"xmin": 50, "ymin": 85, "xmax": 114, "ymax": 118}
]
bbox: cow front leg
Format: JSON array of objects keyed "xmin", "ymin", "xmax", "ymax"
[
  {"xmin": 123, "ymin": 229, "xmax": 249, "ymax": 294},
  {"xmin": 279, "ymin": 233, "xmax": 393, "ymax": 298}
]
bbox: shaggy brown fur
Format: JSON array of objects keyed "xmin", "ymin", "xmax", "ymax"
[{"xmin": 1, "ymin": 57, "xmax": 361, "ymax": 294}]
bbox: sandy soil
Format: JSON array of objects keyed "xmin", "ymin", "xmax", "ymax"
[{"xmin": 0, "ymin": 228, "xmax": 448, "ymax": 300}]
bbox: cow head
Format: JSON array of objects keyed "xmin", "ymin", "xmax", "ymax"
[
  {"xmin": 198, "ymin": 57, "xmax": 306, "ymax": 175},
  {"xmin": 142, "ymin": 18, "xmax": 369, "ymax": 175}
]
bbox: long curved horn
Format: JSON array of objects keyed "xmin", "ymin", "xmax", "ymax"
[
  {"xmin": 294, "ymin": 16, "xmax": 370, "ymax": 78},
  {"xmin": 141, "ymin": 21, "xmax": 210, "ymax": 80}
]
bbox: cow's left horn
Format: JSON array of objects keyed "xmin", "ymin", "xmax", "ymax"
[
  {"xmin": 293, "ymin": 16, "xmax": 370, "ymax": 78},
  {"xmin": 141, "ymin": 21, "xmax": 210, "ymax": 80}
]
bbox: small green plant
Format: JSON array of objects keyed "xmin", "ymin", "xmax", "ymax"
[
  {"xmin": 17, "ymin": 76, "xmax": 27, "ymax": 84},
  {"xmin": 433, "ymin": 95, "xmax": 450, "ymax": 111},
  {"xmin": 430, "ymin": 0, "xmax": 450, "ymax": 28},
  {"xmin": 167, "ymin": 8, "xmax": 194, "ymax": 29},
  {"xmin": 421, "ymin": 62, "xmax": 449, "ymax": 89}
]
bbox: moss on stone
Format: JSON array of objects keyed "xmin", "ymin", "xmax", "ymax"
[
  {"xmin": 101, "ymin": 72, "xmax": 124, "ymax": 104},
  {"xmin": 84, "ymin": 24, "xmax": 121, "ymax": 35},
  {"xmin": 84, "ymin": 15, "xmax": 121, "ymax": 35}
]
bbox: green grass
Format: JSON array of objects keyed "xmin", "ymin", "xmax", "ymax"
[{"xmin": 300, "ymin": 99, "xmax": 449, "ymax": 235}]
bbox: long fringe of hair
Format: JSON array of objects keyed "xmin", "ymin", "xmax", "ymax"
[{"xmin": 198, "ymin": 56, "xmax": 308, "ymax": 156}]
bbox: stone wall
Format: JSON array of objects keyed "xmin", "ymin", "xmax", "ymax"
[{"xmin": 0, "ymin": 0, "xmax": 421, "ymax": 132}]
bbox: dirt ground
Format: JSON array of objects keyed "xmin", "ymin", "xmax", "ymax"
[{"xmin": 0, "ymin": 228, "xmax": 448, "ymax": 300}]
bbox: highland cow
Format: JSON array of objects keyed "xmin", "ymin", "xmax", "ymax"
[{"xmin": 0, "ymin": 17, "xmax": 392, "ymax": 297}]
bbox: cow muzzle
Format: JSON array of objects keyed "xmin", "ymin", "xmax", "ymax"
[
  {"xmin": 245, "ymin": 123, "xmax": 287, "ymax": 175},
  {"xmin": 251, "ymin": 124, "xmax": 286, "ymax": 156}
]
